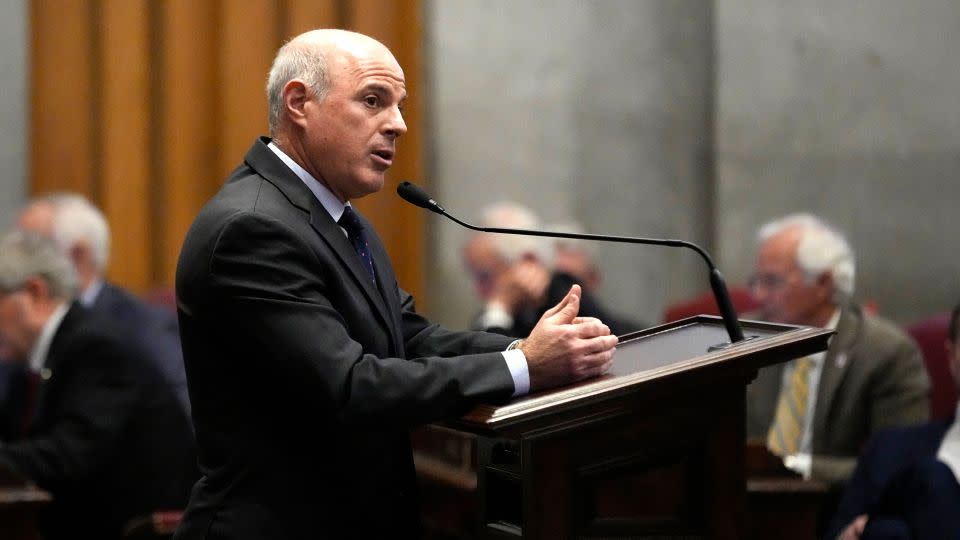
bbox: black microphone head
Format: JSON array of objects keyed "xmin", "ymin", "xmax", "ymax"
[{"xmin": 397, "ymin": 181, "xmax": 444, "ymax": 214}]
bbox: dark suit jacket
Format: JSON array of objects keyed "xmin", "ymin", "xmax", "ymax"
[
  {"xmin": 173, "ymin": 138, "xmax": 516, "ymax": 540},
  {"xmin": 747, "ymin": 305, "xmax": 930, "ymax": 484},
  {"xmin": 475, "ymin": 272, "xmax": 642, "ymax": 338},
  {"xmin": 0, "ymin": 303, "xmax": 196, "ymax": 540},
  {"xmin": 826, "ymin": 421, "xmax": 960, "ymax": 540},
  {"xmin": 90, "ymin": 282, "xmax": 191, "ymax": 417}
]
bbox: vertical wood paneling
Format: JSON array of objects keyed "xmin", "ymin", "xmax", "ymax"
[
  {"xmin": 282, "ymin": 0, "xmax": 341, "ymax": 37},
  {"xmin": 32, "ymin": 0, "xmax": 424, "ymax": 296},
  {"xmin": 219, "ymin": 0, "xmax": 281, "ymax": 179},
  {"xmin": 157, "ymin": 0, "xmax": 220, "ymax": 284},
  {"xmin": 99, "ymin": 0, "xmax": 152, "ymax": 291},
  {"xmin": 349, "ymin": 0, "xmax": 425, "ymax": 299},
  {"xmin": 30, "ymin": 0, "xmax": 97, "ymax": 197}
]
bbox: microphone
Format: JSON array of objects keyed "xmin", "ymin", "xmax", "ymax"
[{"xmin": 397, "ymin": 181, "xmax": 746, "ymax": 344}]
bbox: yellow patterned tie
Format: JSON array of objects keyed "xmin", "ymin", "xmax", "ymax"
[{"xmin": 767, "ymin": 356, "xmax": 814, "ymax": 457}]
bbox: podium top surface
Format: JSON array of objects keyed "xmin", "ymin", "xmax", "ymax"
[{"xmin": 453, "ymin": 315, "xmax": 833, "ymax": 434}]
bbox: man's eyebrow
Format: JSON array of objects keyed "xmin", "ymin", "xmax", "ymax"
[{"xmin": 362, "ymin": 82, "xmax": 404, "ymax": 99}]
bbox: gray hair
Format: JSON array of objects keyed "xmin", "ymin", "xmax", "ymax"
[
  {"xmin": 757, "ymin": 213, "xmax": 855, "ymax": 298},
  {"xmin": 0, "ymin": 230, "xmax": 79, "ymax": 300},
  {"xmin": 266, "ymin": 39, "xmax": 329, "ymax": 136},
  {"xmin": 477, "ymin": 202, "xmax": 553, "ymax": 266},
  {"xmin": 34, "ymin": 193, "xmax": 111, "ymax": 276}
]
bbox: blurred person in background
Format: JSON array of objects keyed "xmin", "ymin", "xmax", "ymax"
[
  {"xmin": 828, "ymin": 300, "xmax": 960, "ymax": 540},
  {"xmin": 550, "ymin": 220, "xmax": 645, "ymax": 331},
  {"xmin": 0, "ymin": 230, "xmax": 195, "ymax": 540},
  {"xmin": 463, "ymin": 202, "xmax": 635, "ymax": 337},
  {"xmin": 745, "ymin": 213, "xmax": 929, "ymax": 485},
  {"xmin": 16, "ymin": 193, "xmax": 190, "ymax": 416}
]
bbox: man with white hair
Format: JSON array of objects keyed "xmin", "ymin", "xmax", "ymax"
[
  {"xmin": 0, "ymin": 230, "xmax": 195, "ymax": 539},
  {"xmin": 746, "ymin": 213, "xmax": 929, "ymax": 486},
  {"xmin": 16, "ymin": 194, "xmax": 189, "ymax": 415},
  {"xmin": 463, "ymin": 203, "xmax": 635, "ymax": 337}
]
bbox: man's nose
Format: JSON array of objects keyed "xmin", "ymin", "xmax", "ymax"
[{"xmin": 383, "ymin": 106, "xmax": 407, "ymax": 139}]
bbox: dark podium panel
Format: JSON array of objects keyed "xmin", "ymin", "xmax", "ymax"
[{"xmin": 450, "ymin": 316, "xmax": 833, "ymax": 540}]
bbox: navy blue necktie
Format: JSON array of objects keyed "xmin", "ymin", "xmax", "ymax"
[{"xmin": 338, "ymin": 206, "xmax": 377, "ymax": 284}]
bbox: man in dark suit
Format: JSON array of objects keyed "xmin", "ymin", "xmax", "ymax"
[
  {"xmin": 746, "ymin": 214, "xmax": 929, "ymax": 485},
  {"xmin": 826, "ymin": 302, "xmax": 960, "ymax": 540},
  {"xmin": 16, "ymin": 193, "xmax": 190, "ymax": 416},
  {"xmin": 173, "ymin": 29, "xmax": 618, "ymax": 540},
  {"xmin": 463, "ymin": 203, "xmax": 641, "ymax": 337},
  {"xmin": 0, "ymin": 231, "xmax": 196, "ymax": 539}
]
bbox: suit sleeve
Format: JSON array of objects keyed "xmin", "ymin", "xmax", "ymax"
[
  {"xmin": 206, "ymin": 212, "xmax": 515, "ymax": 426},
  {"xmin": 825, "ymin": 434, "xmax": 886, "ymax": 540},
  {"xmin": 0, "ymin": 337, "xmax": 139, "ymax": 491},
  {"xmin": 398, "ymin": 289, "xmax": 515, "ymax": 359},
  {"xmin": 868, "ymin": 339, "xmax": 930, "ymax": 430}
]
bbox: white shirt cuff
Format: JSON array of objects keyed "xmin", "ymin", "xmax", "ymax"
[
  {"xmin": 479, "ymin": 302, "xmax": 514, "ymax": 330},
  {"xmin": 502, "ymin": 348, "xmax": 529, "ymax": 397},
  {"xmin": 783, "ymin": 453, "xmax": 812, "ymax": 478}
]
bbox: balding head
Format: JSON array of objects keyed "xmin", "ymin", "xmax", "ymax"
[
  {"xmin": 266, "ymin": 29, "xmax": 399, "ymax": 136},
  {"xmin": 266, "ymin": 29, "xmax": 407, "ymax": 202}
]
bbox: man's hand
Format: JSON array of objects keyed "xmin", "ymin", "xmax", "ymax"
[
  {"xmin": 838, "ymin": 515, "xmax": 869, "ymax": 540},
  {"xmin": 521, "ymin": 285, "xmax": 618, "ymax": 391}
]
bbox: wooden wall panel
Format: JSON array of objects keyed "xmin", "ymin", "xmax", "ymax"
[
  {"xmin": 31, "ymin": 0, "xmax": 97, "ymax": 197},
  {"xmin": 219, "ymin": 0, "xmax": 282, "ymax": 180},
  {"xmin": 156, "ymin": 0, "xmax": 220, "ymax": 284},
  {"xmin": 282, "ymin": 0, "xmax": 341, "ymax": 37},
  {"xmin": 31, "ymin": 0, "xmax": 425, "ymax": 297},
  {"xmin": 99, "ymin": 0, "xmax": 152, "ymax": 291}
]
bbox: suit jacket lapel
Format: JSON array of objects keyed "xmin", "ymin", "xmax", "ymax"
[
  {"xmin": 31, "ymin": 303, "xmax": 84, "ymax": 430},
  {"xmin": 243, "ymin": 138, "xmax": 397, "ymax": 341},
  {"xmin": 813, "ymin": 306, "xmax": 862, "ymax": 446}
]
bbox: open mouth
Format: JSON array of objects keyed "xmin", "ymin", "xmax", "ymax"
[{"xmin": 371, "ymin": 149, "xmax": 394, "ymax": 165}]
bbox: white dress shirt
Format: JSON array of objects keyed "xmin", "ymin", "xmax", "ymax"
[
  {"xmin": 783, "ymin": 308, "xmax": 841, "ymax": 478},
  {"xmin": 78, "ymin": 278, "xmax": 104, "ymax": 307},
  {"xmin": 266, "ymin": 142, "xmax": 530, "ymax": 396},
  {"xmin": 937, "ymin": 402, "xmax": 960, "ymax": 483},
  {"xmin": 28, "ymin": 302, "xmax": 70, "ymax": 375}
]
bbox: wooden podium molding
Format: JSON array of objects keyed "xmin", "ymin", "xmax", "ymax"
[{"xmin": 449, "ymin": 316, "xmax": 833, "ymax": 540}]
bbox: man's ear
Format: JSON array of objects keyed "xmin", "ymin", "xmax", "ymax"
[
  {"xmin": 816, "ymin": 271, "xmax": 834, "ymax": 302},
  {"xmin": 283, "ymin": 79, "xmax": 311, "ymax": 128},
  {"xmin": 21, "ymin": 276, "xmax": 50, "ymax": 304}
]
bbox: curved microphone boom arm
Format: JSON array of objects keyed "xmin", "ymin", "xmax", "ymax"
[{"xmin": 396, "ymin": 181, "xmax": 745, "ymax": 343}]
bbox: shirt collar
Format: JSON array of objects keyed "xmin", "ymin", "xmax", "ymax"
[
  {"xmin": 267, "ymin": 141, "xmax": 351, "ymax": 223},
  {"xmin": 28, "ymin": 302, "xmax": 70, "ymax": 373},
  {"xmin": 79, "ymin": 278, "xmax": 104, "ymax": 307},
  {"xmin": 825, "ymin": 308, "xmax": 841, "ymax": 331}
]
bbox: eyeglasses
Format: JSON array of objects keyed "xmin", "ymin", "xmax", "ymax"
[{"xmin": 748, "ymin": 272, "xmax": 791, "ymax": 291}]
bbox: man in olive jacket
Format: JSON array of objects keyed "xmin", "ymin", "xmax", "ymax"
[{"xmin": 745, "ymin": 214, "xmax": 929, "ymax": 485}]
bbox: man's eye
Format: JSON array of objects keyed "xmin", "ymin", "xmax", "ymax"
[{"xmin": 364, "ymin": 96, "xmax": 379, "ymax": 107}]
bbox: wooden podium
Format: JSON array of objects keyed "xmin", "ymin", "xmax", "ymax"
[{"xmin": 448, "ymin": 316, "xmax": 833, "ymax": 539}]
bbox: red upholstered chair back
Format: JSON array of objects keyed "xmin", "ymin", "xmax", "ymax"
[
  {"xmin": 906, "ymin": 313, "xmax": 957, "ymax": 421},
  {"xmin": 662, "ymin": 286, "xmax": 761, "ymax": 323}
]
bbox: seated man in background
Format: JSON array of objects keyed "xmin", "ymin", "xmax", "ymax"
[
  {"xmin": 17, "ymin": 193, "xmax": 190, "ymax": 416},
  {"xmin": 746, "ymin": 213, "xmax": 929, "ymax": 485},
  {"xmin": 463, "ymin": 202, "xmax": 635, "ymax": 337},
  {"xmin": 828, "ymin": 302, "xmax": 960, "ymax": 540},
  {"xmin": 0, "ymin": 231, "xmax": 195, "ymax": 539}
]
